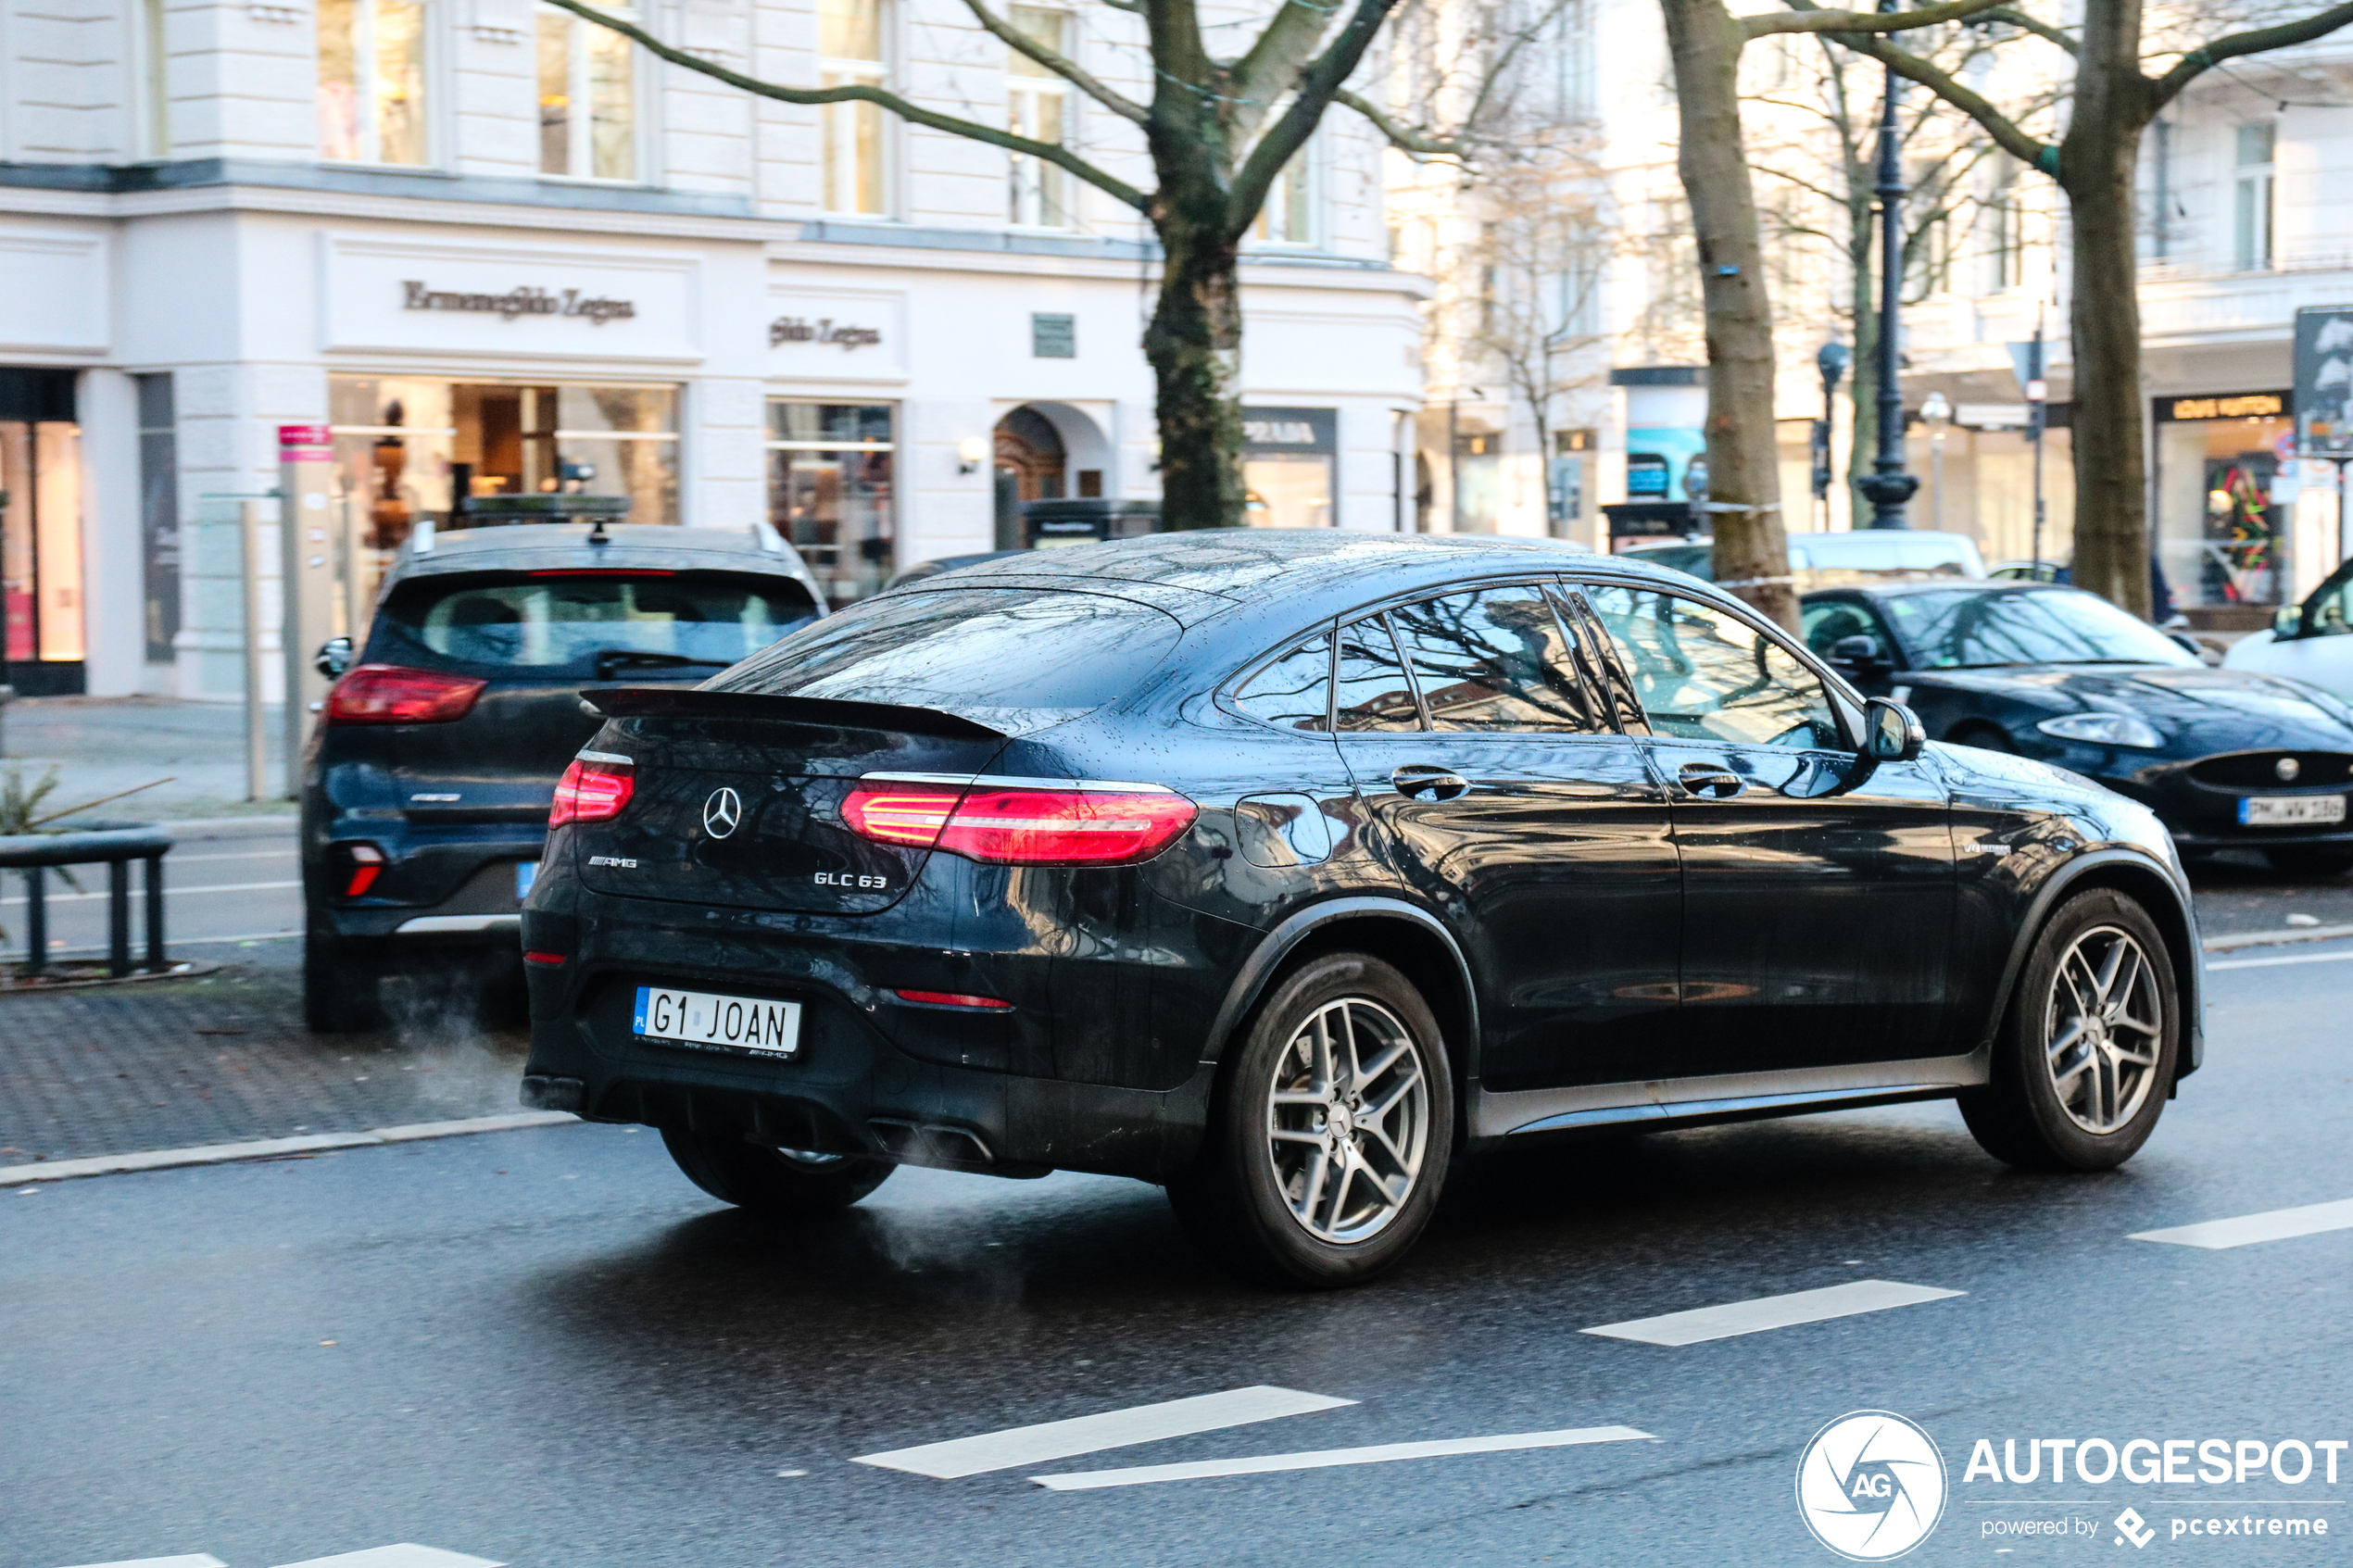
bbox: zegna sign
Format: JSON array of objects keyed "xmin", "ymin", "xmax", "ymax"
[
  {"xmin": 770, "ymin": 315, "xmax": 883, "ymax": 349},
  {"xmin": 400, "ymin": 281, "xmax": 637, "ymax": 324}
]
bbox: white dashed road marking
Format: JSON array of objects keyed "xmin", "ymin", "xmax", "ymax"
[
  {"xmin": 2207, "ymin": 947, "xmax": 2353, "ymax": 971},
  {"xmin": 57, "ymin": 1549, "xmax": 496, "ymax": 1568},
  {"xmin": 0, "ymin": 1113, "xmax": 579, "ymax": 1186},
  {"xmin": 1581, "ymin": 1279, "xmax": 1965, "ymax": 1347},
  {"xmin": 1029, "ymin": 1424, "xmax": 1655, "ymax": 1490},
  {"xmin": 853, "ymin": 1386, "xmax": 1354, "ymax": 1479},
  {"xmin": 2131, "ymin": 1197, "xmax": 2353, "ymax": 1249}
]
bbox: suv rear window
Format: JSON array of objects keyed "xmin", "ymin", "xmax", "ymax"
[
  {"xmin": 709, "ymin": 586, "xmax": 1182, "ymax": 718},
  {"xmin": 371, "ymin": 571, "xmax": 818, "ymax": 681}
]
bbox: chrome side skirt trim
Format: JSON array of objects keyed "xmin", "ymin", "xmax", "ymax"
[
  {"xmin": 1475, "ymin": 1052, "xmax": 1987, "ymax": 1141},
  {"xmin": 395, "ymin": 914, "xmax": 523, "ymax": 935}
]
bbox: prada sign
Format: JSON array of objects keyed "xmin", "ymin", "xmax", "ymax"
[
  {"xmin": 770, "ymin": 315, "xmax": 883, "ymax": 349},
  {"xmin": 401, "ymin": 280, "xmax": 637, "ymax": 324}
]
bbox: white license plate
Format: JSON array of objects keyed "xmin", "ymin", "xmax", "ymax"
[
  {"xmin": 633, "ymin": 985, "xmax": 802, "ymax": 1056},
  {"xmin": 2240, "ymin": 795, "xmax": 2348, "ymax": 825}
]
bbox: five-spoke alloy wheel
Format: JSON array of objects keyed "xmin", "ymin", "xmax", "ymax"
[
  {"xmin": 1169, "ymin": 951, "xmax": 1453, "ymax": 1287},
  {"xmin": 1961, "ymin": 888, "xmax": 2179, "ymax": 1170}
]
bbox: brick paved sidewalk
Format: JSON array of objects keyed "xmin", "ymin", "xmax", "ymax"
[{"xmin": 0, "ymin": 960, "xmax": 528, "ymax": 1165}]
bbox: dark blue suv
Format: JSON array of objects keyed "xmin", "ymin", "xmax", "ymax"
[{"xmin": 299, "ymin": 521, "xmax": 823, "ymax": 1030}]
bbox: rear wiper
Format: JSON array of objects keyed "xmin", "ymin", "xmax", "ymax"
[{"xmin": 592, "ymin": 648, "xmax": 734, "ymax": 682}]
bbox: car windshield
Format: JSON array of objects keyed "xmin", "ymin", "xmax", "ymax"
[
  {"xmin": 707, "ymin": 586, "xmax": 1183, "ymax": 719},
  {"xmin": 1879, "ymin": 587, "xmax": 2196, "ymax": 669},
  {"xmin": 371, "ymin": 571, "xmax": 818, "ymax": 679}
]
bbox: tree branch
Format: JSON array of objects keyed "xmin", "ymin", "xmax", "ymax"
[
  {"xmin": 1229, "ymin": 0, "xmax": 1342, "ymax": 144},
  {"xmin": 2148, "ymin": 0, "xmax": 2353, "ymax": 110},
  {"xmin": 1968, "ymin": 6, "xmax": 2076, "ymax": 53},
  {"xmin": 1786, "ymin": 0, "xmax": 2048, "ymax": 170},
  {"xmin": 1333, "ymin": 86, "xmax": 1462, "ymax": 156},
  {"xmin": 1227, "ymin": 0, "xmax": 1402, "ymax": 233},
  {"xmin": 956, "ymin": 0, "xmax": 1149, "ymax": 124},
  {"xmin": 541, "ymin": 0, "xmax": 1151, "ymax": 208},
  {"xmin": 1746, "ymin": 0, "xmax": 2012, "ymax": 40}
]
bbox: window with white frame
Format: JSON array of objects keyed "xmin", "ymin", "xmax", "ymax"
[
  {"xmin": 1006, "ymin": 6, "xmax": 1074, "ymax": 228},
  {"xmin": 1253, "ymin": 145, "xmax": 1315, "ymax": 245},
  {"xmin": 821, "ymin": 0, "xmax": 887, "ymax": 216},
  {"xmin": 537, "ymin": 4, "xmax": 638, "ymax": 180},
  {"xmin": 2234, "ymin": 122, "xmax": 2275, "ymax": 271},
  {"xmin": 1987, "ymin": 174, "xmax": 2025, "ymax": 291},
  {"xmin": 318, "ymin": 0, "xmax": 429, "ymax": 165}
]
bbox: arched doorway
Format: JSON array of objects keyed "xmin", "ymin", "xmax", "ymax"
[{"xmin": 993, "ymin": 406, "xmax": 1065, "ymax": 548}]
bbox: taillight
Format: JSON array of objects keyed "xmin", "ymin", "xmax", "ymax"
[
  {"xmin": 550, "ymin": 758, "xmax": 635, "ymax": 827},
  {"xmin": 892, "ymin": 989, "xmax": 1013, "ymax": 1010},
  {"xmin": 337, "ymin": 842, "xmax": 385, "ymax": 897},
  {"xmin": 843, "ymin": 779, "xmax": 1197, "ymax": 866},
  {"xmin": 325, "ymin": 664, "xmax": 487, "ymax": 724}
]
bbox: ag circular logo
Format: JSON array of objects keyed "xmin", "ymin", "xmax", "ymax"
[
  {"xmin": 1795, "ymin": 1411, "xmax": 1946, "ymax": 1561},
  {"xmin": 701, "ymin": 787, "xmax": 743, "ymax": 839}
]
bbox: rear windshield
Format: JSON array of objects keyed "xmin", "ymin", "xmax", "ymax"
[
  {"xmin": 708, "ymin": 586, "xmax": 1182, "ymax": 720},
  {"xmin": 371, "ymin": 571, "xmax": 818, "ymax": 681}
]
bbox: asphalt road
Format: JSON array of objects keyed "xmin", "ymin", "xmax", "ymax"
[{"xmin": 6, "ymin": 934, "xmax": 2353, "ymax": 1568}]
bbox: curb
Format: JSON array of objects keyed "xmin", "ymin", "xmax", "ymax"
[
  {"xmin": 2201, "ymin": 922, "xmax": 2353, "ymax": 954},
  {"xmin": 1, "ymin": 1110, "xmax": 580, "ymax": 1186}
]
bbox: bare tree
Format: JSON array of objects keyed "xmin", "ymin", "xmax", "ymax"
[
  {"xmin": 1653, "ymin": 0, "xmax": 2011, "ymax": 628},
  {"xmin": 547, "ymin": 0, "xmax": 1552, "ymax": 530},
  {"xmin": 1796, "ymin": 0, "xmax": 2353, "ymax": 615}
]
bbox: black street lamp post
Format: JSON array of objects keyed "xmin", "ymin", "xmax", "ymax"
[{"xmin": 1856, "ymin": 11, "xmax": 1919, "ymax": 530}]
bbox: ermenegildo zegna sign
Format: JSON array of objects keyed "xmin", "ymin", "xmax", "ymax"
[{"xmin": 400, "ymin": 281, "xmax": 637, "ymax": 324}]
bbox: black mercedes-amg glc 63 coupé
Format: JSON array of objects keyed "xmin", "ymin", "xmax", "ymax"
[{"xmin": 520, "ymin": 532, "xmax": 2201, "ymax": 1286}]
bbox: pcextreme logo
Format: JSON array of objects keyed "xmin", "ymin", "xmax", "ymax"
[{"xmin": 1796, "ymin": 1411, "xmax": 1950, "ymax": 1561}]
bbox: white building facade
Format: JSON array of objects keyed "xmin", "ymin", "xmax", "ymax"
[{"xmin": 0, "ymin": 0, "xmax": 1423, "ymax": 698}]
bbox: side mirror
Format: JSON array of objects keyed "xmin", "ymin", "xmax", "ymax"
[
  {"xmin": 1864, "ymin": 696, "xmax": 1926, "ymax": 762},
  {"xmin": 316, "ymin": 635, "xmax": 354, "ymax": 679},
  {"xmin": 1828, "ymin": 633, "xmax": 1886, "ymax": 670},
  {"xmin": 2274, "ymin": 604, "xmax": 2304, "ymax": 641}
]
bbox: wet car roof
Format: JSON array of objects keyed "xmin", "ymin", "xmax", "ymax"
[
  {"xmin": 385, "ymin": 523, "xmax": 805, "ymax": 584},
  {"xmin": 899, "ymin": 529, "xmax": 1656, "ymax": 625}
]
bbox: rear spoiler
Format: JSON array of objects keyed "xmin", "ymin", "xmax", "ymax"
[{"xmin": 581, "ymin": 686, "xmax": 1008, "ymax": 740}]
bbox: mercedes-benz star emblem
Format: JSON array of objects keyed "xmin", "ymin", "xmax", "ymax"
[{"xmin": 702, "ymin": 787, "xmax": 743, "ymax": 839}]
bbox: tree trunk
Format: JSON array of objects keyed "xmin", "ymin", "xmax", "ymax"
[
  {"xmin": 2059, "ymin": 0, "xmax": 2153, "ymax": 617},
  {"xmin": 1143, "ymin": 212, "xmax": 1248, "ymax": 531},
  {"xmin": 1660, "ymin": 0, "xmax": 1794, "ymax": 629}
]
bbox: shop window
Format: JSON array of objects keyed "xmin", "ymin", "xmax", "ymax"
[
  {"xmin": 2152, "ymin": 391, "xmax": 2293, "ymax": 609},
  {"xmin": 136, "ymin": 373, "xmax": 180, "ymax": 665},
  {"xmin": 1242, "ymin": 407, "xmax": 1337, "ymax": 528},
  {"xmin": 820, "ymin": 0, "xmax": 887, "ymax": 215},
  {"xmin": 2234, "ymin": 123, "xmax": 2274, "ymax": 271},
  {"xmin": 319, "ymin": 0, "xmax": 429, "ymax": 166},
  {"xmin": 538, "ymin": 2, "xmax": 638, "ymax": 181},
  {"xmin": 0, "ymin": 370, "xmax": 85, "ymax": 687},
  {"xmin": 1007, "ymin": 6, "xmax": 1073, "ymax": 229},
  {"xmin": 328, "ymin": 378, "xmax": 680, "ymax": 616},
  {"xmin": 1253, "ymin": 145, "xmax": 1316, "ymax": 246},
  {"xmin": 768, "ymin": 401, "xmax": 896, "ymax": 607}
]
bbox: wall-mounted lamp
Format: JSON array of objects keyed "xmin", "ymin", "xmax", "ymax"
[{"xmin": 957, "ymin": 437, "xmax": 988, "ymax": 475}]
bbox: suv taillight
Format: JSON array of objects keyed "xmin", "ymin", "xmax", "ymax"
[
  {"xmin": 325, "ymin": 664, "xmax": 487, "ymax": 724},
  {"xmin": 550, "ymin": 759, "xmax": 635, "ymax": 827},
  {"xmin": 843, "ymin": 779, "xmax": 1196, "ymax": 866}
]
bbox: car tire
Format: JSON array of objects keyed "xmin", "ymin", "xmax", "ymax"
[
  {"xmin": 2261, "ymin": 846, "xmax": 2353, "ymax": 877},
  {"xmin": 1166, "ymin": 952, "xmax": 1454, "ymax": 1289},
  {"xmin": 1958, "ymin": 888, "xmax": 2179, "ymax": 1172},
  {"xmin": 661, "ymin": 1128, "xmax": 894, "ymax": 1216},
  {"xmin": 303, "ymin": 928, "xmax": 384, "ymax": 1034}
]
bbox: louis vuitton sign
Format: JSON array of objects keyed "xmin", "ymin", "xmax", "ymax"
[{"xmin": 401, "ymin": 280, "xmax": 637, "ymax": 324}]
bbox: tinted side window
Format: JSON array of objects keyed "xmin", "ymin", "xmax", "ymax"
[
  {"xmin": 1230, "ymin": 634, "xmax": 1332, "ymax": 731},
  {"xmin": 1385, "ymin": 586, "xmax": 1600, "ymax": 733},
  {"xmin": 1582, "ymin": 585, "xmax": 1840, "ymax": 750},
  {"xmin": 1333, "ymin": 614, "xmax": 1422, "ymax": 732}
]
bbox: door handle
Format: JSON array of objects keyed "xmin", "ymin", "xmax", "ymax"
[
  {"xmin": 1391, "ymin": 764, "xmax": 1470, "ymax": 801},
  {"xmin": 1677, "ymin": 761, "xmax": 1744, "ymax": 799}
]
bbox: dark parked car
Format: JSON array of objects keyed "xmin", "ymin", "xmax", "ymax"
[
  {"xmin": 1803, "ymin": 579, "xmax": 2353, "ymax": 874},
  {"xmin": 520, "ymin": 532, "xmax": 2200, "ymax": 1286},
  {"xmin": 300, "ymin": 521, "xmax": 824, "ymax": 1031}
]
